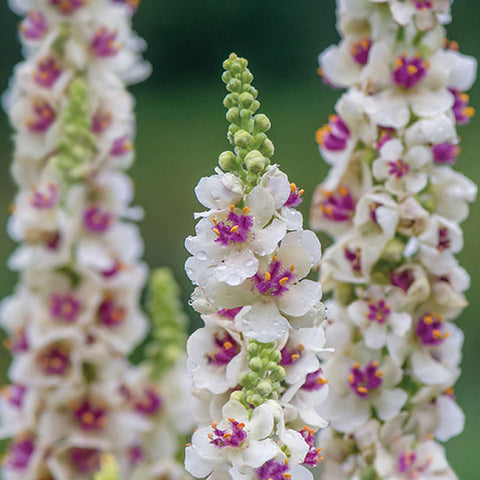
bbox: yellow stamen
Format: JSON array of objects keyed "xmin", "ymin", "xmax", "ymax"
[
  {"xmin": 223, "ymin": 341, "xmax": 233, "ymax": 350},
  {"xmin": 279, "ymin": 277, "xmax": 289, "ymax": 286},
  {"xmin": 264, "ymin": 272, "xmax": 271, "ymax": 282}
]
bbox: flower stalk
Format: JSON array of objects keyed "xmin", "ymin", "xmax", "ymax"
[
  {"xmin": 184, "ymin": 53, "xmax": 329, "ymax": 480},
  {"xmin": 311, "ymin": 1, "xmax": 477, "ymax": 478}
]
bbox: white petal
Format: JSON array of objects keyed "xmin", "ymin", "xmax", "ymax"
[
  {"xmin": 435, "ymin": 395, "xmax": 465, "ymax": 442},
  {"xmin": 373, "ymin": 388, "xmax": 407, "ymax": 421},
  {"xmin": 185, "ymin": 446, "xmax": 216, "ymax": 478},
  {"xmin": 241, "ymin": 302, "xmax": 289, "ymax": 342},
  {"xmin": 277, "ymin": 280, "xmax": 322, "ymax": 317},
  {"xmin": 216, "ymin": 250, "xmax": 259, "ymax": 286}
]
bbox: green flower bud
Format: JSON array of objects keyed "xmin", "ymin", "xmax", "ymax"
[
  {"xmin": 382, "ymin": 238, "xmax": 405, "ymax": 263},
  {"xmin": 227, "ymin": 78, "xmax": 242, "ymax": 92},
  {"xmin": 270, "ymin": 349, "xmax": 282, "ymax": 363},
  {"xmin": 234, "ymin": 130, "xmax": 252, "ymax": 147},
  {"xmin": 256, "ymin": 381, "xmax": 272, "ymax": 396},
  {"xmin": 251, "ymin": 394, "xmax": 263, "ymax": 406},
  {"xmin": 239, "ymin": 92, "xmax": 254, "ymax": 108},
  {"xmin": 230, "ymin": 390, "xmax": 245, "ymax": 403},
  {"xmin": 226, "ymin": 107, "xmax": 240, "ymax": 123},
  {"xmin": 253, "ymin": 114, "xmax": 271, "ymax": 133},
  {"xmin": 218, "ymin": 151, "xmax": 237, "ymax": 170},
  {"xmin": 244, "ymin": 150, "xmax": 267, "ymax": 173},
  {"xmin": 247, "ymin": 342, "xmax": 260, "ymax": 356},
  {"xmin": 259, "ymin": 139, "xmax": 275, "ymax": 157},
  {"xmin": 270, "ymin": 366, "xmax": 285, "ymax": 382},
  {"xmin": 248, "ymin": 357, "xmax": 264, "ymax": 372}
]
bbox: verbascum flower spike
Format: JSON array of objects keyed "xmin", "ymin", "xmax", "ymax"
[
  {"xmin": 146, "ymin": 268, "xmax": 189, "ymax": 380},
  {"xmin": 125, "ymin": 268, "xmax": 194, "ymax": 480},
  {"xmin": 0, "ymin": 1, "xmax": 183, "ymax": 479},
  {"xmin": 185, "ymin": 53, "xmax": 330, "ymax": 480},
  {"xmin": 311, "ymin": 1, "xmax": 477, "ymax": 479}
]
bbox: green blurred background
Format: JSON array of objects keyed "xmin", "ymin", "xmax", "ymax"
[{"xmin": 0, "ymin": 1, "xmax": 479, "ymax": 477}]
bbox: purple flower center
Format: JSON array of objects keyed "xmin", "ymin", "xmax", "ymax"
[
  {"xmin": 350, "ymin": 38, "xmax": 372, "ymax": 65},
  {"xmin": 414, "ymin": 0, "xmax": 433, "ymax": 9},
  {"xmin": 301, "ymin": 426, "xmax": 323, "ymax": 466},
  {"xmin": 345, "ymin": 247, "xmax": 362, "ymax": 273},
  {"xmin": 416, "ymin": 313, "xmax": 449, "ymax": 345},
  {"xmin": 316, "ymin": 115, "xmax": 350, "ymax": 152},
  {"xmin": 366, "ymin": 299, "xmax": 391, "ymax": 324},
  {"xmin": 98, "ymin": 297, "xmax": 126, "ymax": 327},
  {"xmin": 26, "ymin": 100, "xmax": 56, "ymax": 133},
  {"xmin": 256, "ymin": 459, "xmax": 290, "ymax": 480},
  {"xmin": 4, "ymin": 435, "xmax": 35, "ymax": 470},
  {"xmin": 73, "ymin": 400, "xmax": 107, "ymax": 431},
  {"xmin": 437, "ymin": 227, "xmax": 450, "ymax": 251},
  {"xmin": 101, "ymin": 260, "xmax": 123, "ymax": 278},
  {"xmin": 377, "ymin": 130, "xmax": 394, "ymax": 150},
  {"xmin": 20, "ymin": 12, "xmax": 48, "ymax": 41},
  {"xmin": 284, "ymin": 182, "xmax": 304, "ymax": 208},
  {"xmin": 34, "ymin": 57, "xmax": 62, "ymax": 88},
  {"xmin": 209, "ymin": 418, "xmax": 247, "ymax": 448},
  {"xmin": 319, "ymin": 186, "xmax": 355, "ymax": 222},
  {"xmin": 1, "ymin": 384, "xmax": 27, "ymax": 408},
  {"xmin": 348, "ymin": 362, "xmax": 383, "ymax": 398},
  {"xmin": 50, "ymin": 293, "xmax": 81, "ymax": 323},
  {"xmin": 30, "ymin": 183, "xmax": 58, "ymax": 209},
  {"xmin": 253, "ymin": 258, "xmax": 295, "ymax": 297},
  {"xmin": 83, "ymin": 205, "xmax": 112, "ymax": 233},
  {"xmin": 432, "ymin": 142, "xmax": 459, "ymax": 165},
  {"xmin": 38, "ymin": 345, "xmax": 70, "ymax": 375},
  {"xmin": 134, "ymin": 388, "xmax": 163, "ymax": 415},
  {"xmin": 70, "ymin": 448, "xmax": 101, "ymax": 474},
  {"xmin": 301, "ymin": 369, "xmax": 328, "ymax": 391},
  {"xmin": 110, "ymin": 135, "xmax": 132, "ymax": 156},
  {"xmin": 92, "ymin": 111, "xmax": 113, "ymax": 134},
  {"xmin": 217, "ymin": 307, "xmax": 243, "ymax": 319},
  {"xmin": 7, "ymin": 330, "xmax": 29, "ymax": 354},
  {"xmin": 212, "ymin": 207, "xmax": 253, "ymax": 246},
  {"xmin": 91, "ymin": 27, "xmax": 120, "ymax": 57},
  {"xmin": 392, "ymin": 55, "xmax": 428, "ymax": 89},
  {"xmin": 280, "ymin": 344, "xmax": 303, "ymax": 366},
  {"xmin": 388, "ymin": 159, "xmax": 410, "ymax": 178},
  {"xmin": 450, "ymin": 88, "xmax": 475, "ymax": 125},
  {"xmin": 397, "ymin": 449, "xmax": 432, "ymax": 477},
  {"xmin": 129, "ymin": 445, "xmax": 144, "ymax": 464},
  {"xmin": 391, "ymin": 269, "xmax": 414, "ymax": 293},
  {"xmin": 208, "ymin": 332, "xmax": 240, "ymax": 366}
]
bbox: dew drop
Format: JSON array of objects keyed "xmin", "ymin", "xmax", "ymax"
[{"xmin": 197, "ymin": 250, "xmax": 207, "ymax": 261}]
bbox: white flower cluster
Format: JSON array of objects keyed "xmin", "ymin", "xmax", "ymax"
[
  {"xmin": 311, "ymin": 1, "xmax": 477, "ymax": 478},
  {"xmin": 0, "ymin": 2, "xmax": 190, "ymax": 479},
  {"xmin": 184, "ymin": 54, "xmax": 330, "ymax": 480}
]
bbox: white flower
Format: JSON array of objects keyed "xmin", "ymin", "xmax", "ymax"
[
  {"xmin": 187, "ymin": 313, "xmax": 247, "ymax": 394},
  {"xmin": 348, "ymin": 285, "xmax": 411, "ymax": 349},
  {"xmin": 185, "ymin": 400, "xmax": 279, "ymax": 479},
  {"xmin": 372, "ymin": 139, "xmax": 430, "ymax": 196},
  {"xmin": 387, "ymin": 312, "xmax": 463, "ymax": 386},
  {"xmin": 318, "ymin": 352, "xmax": 407, "ymax": 433}
]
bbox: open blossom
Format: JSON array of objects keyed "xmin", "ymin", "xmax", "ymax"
[
  {"xmin": 0, "ymin": 2, "xmax": 187, "ymax": 480},
  {"xmin": 312, "ymin": 0, "xmax": 476, "ymax": 478},
  {"xmin": 185, "ymin": 54, "xmax": 329, "ymax": 480}
]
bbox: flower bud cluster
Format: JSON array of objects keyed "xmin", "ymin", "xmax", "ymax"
[
  {"xmin": 184, "ymin": 53, "xmax": 330, "ymax": 480},
  {"xmin": 0, "ymin": 2, "xmax": 187, "ymax": 479},
  {"xmin": 311, "ymin": 1, "xmax": 477, "ymax": 478}
]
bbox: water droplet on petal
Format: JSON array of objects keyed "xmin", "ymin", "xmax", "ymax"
[{"xmin": 197, "ymin": 250, "xmax": 207, "ymax": 261}]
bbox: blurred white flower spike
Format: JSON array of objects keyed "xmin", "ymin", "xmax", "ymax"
[
  {"xmin": 185, "ymin": 53, "xmax": 330, "ymax": 480},
  {"xmin": 312, "ymin": 0, "xmax": 477, "ymax": 478},
  {"xmin": 0, "ymin": 1, "xmax": 190, "ymax": 479}
]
